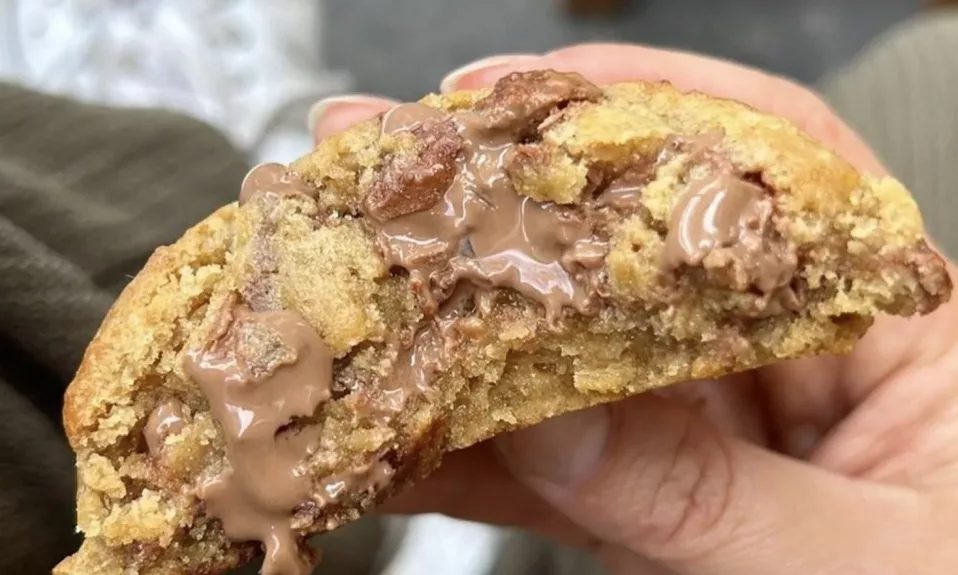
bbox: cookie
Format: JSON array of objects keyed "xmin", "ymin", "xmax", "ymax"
[{"xmin": 55, "ymin": 71, "xmax": 951, "ymax": 575}]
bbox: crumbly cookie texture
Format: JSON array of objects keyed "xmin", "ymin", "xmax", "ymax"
[{"xmin": 57, "ymin": 71, "xmax": 951, "ymax": 575}]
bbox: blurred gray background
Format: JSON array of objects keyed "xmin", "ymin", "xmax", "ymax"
[{"xmin": 327, "ymin": 0, "xmax": 922, "ymax": 100}]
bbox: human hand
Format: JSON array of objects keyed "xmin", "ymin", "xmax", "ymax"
[{"xmin": 308, "ymin": 45, "xmax": 958, "ymax": 574}]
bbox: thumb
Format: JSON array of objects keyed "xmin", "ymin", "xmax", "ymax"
[{"xmin": 494, "ymin": 392, "xmax": 923, "ymax": 575}]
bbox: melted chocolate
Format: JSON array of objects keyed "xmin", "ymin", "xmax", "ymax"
[
  {"xmin": 664, "ymin": 172, "xmax": 770, "ymax": 268},
  {"xmin": 185, "ymin": 308, "xmax": 334, "ymax": 575},
  {"xmin": 143, "ymin": 400, "xmax": 187, "ymax": 455},
  {"xmin": 239, "ymin": 163, "xmax": 313, "ymax": 206},
  {"xmin": 662, "ymin": 142, "xmax": 798, "ymax": 300},
  {"xmin": 350, "ymin": 322, "xmax": 448, "ymax": 425},
  {"xmin": 597, "ymin": 164, "xmax": 655, "ymax": 211},
  {"xmin": 373, "ymin": 104, "xmax": 604, "ymax": 326}
]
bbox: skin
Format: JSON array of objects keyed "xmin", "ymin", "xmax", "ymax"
[{"xmin": 308, "ymin": 44, "xmax": 958, "ymax": 574}]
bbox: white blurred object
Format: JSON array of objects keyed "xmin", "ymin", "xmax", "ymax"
[
  {"xmin": 376, "ymin": 516, "xmax": 512, "ymax": 575},
  {"xmin": 1, "ymin": 0, "xmax": 350, "ymax": 163}
]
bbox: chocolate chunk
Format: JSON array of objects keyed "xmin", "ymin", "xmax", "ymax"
[
  {"xmin": 474, "ymin": 70, "xmax": 603, "ymax": 139},
  {"xmin": 504, "ymin": 143, "xmax": 548, "ymax": 173},
  {"xmin": 317, "ymin": 459, "xmax": 395, "ymax": 508},
  {"xmin": 907, "ymin": 248, "xmax": 953, "ymax": 313},
  {"xmin": 583, "ymin": 164, "xmax": 609, "ymax": 198},
  {"xmin": 909, "ymin": 248, "xmax": 952, "ymax": 297},
  {"xmin": 240, "ymin": 275, "xmax": 279, "ymax": 314},
  {"xmin": 663, "ymin": 160, "xmax": 798, "ymax": 300},
  {"xmin": 364, "ymin": 119, "xmax": 462, "ymax": 221}
]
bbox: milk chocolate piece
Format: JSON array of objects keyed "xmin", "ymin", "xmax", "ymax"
[
  {"xmin": 474, "ymin": 70, "xmax": 603, "ymax": 138},
  {"xmin": 318, "ymin": 459, "xmax": 394, "ymax": 506},
  {"xmin": 365, "ymin": 110, "xmax": 461, "ymax": 221},
  {"xmin": 352, "ymin": 324, "xmax": 450, "ymax": 424}
]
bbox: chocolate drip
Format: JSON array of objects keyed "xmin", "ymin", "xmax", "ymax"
[{"xmin": 185, "ymin": 307, "xmax": 334, "ymax": 575}]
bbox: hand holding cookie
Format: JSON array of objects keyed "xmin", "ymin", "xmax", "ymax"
[{"xmin": 313, "ymin": 45, "xmax": 958, "ymax": 575}]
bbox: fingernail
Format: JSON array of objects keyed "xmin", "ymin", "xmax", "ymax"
[
  {"xmin": 306, "ymin": 94, "xmax": 391, "ymax": 134},
  {"xmin": 495, "ymin": 405, "xmax": 610, "ymax": 487},
  {"xmin": 440, "ymin": 54, "xmax": 541, "ymax": 94}
]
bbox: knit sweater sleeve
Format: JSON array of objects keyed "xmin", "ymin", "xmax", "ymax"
[{"xmin": 0, "ymin": 82, "xmax": 248, "ymax": 573}]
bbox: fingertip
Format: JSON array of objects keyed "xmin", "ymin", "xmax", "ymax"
[
  {"xmin": 309, "ymin": 95, "xmax": 397, "ymax": 143},
  {"xmin": 495, "ymin": 405, "xmax": 611, "ymax": 488}
]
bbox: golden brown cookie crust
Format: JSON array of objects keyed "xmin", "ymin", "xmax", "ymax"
[{"xmin": 57, "ymin": 73, "xmax": 951, "ymax": 575}]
